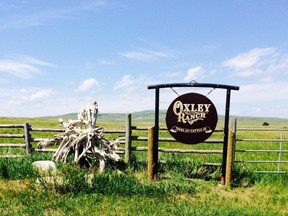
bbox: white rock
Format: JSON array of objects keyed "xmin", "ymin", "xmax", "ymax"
[{"xmin": 32, "ymin": 160, "xmax": 57, "ymax": 175}]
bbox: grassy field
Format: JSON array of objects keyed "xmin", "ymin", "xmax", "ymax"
[
  {"xmin": 1, "ymin": 116, "xmax": 288, "ymax": 215},
  {"xmin": 1, "ymin": 155, "xmax": 288, "ymax": 215},
  {"xmin": 42, "ymin": 110, "xmax": 288, "ymax": 127}
]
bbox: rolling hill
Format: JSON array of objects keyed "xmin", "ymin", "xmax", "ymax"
[{"xmin": 42, "ymin": 110, "xmax": 288, "ymax": 127}]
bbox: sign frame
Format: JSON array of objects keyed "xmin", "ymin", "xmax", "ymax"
[{"xmin": 147, "ymin": 82, "xmax": 240, "ymax": 184}]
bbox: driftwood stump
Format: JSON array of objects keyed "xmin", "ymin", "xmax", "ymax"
[{"xmin": 37, "ymin": 101, "xmax": 120, "ymax": 172}]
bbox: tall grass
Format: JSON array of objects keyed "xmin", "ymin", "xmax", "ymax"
[
  {"xmin": 0, "ymin": 153, "xmax": 53, "ymax": 180},
  {"xmin": 1, "ymin": 117, "xmax": 288, "ymax": 215},
  {"xmin": 1, "ymin": 156, "xmax": 287, "ymax": 215}
]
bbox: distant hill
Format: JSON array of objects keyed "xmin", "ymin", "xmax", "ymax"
[
  {"xmin": 42, "ymin": 110, "xmax": 164, "ymax": 123},
  {"xmin": 42, "ymin": 110, "xmax": 288, "ymax": 127},
  {"xmin": 230, "ymin": 115, "xmax": 288, "ymax": 127}
]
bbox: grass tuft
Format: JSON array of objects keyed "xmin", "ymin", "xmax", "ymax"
[{"xmin": 0, "ymin": 156, "xmax": 37, "ymax": 180}]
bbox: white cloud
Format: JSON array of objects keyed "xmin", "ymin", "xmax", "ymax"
[
  {"xmin": 0, "ymin": 59, "xmax": 39, "ymax": 78},
  {"xmin": 266, "ymin": 54, "xmax": 288, "ymax": 74},
  {"xmin": 120, "ymin": 48, "xmax": 171, "ymax": 62},
  {"xmin": 0, "ymin": 88, "xmax": 85, "ymax": 117},
  {"xmin": 184, "ymin": 66, "xmax": 205, "ymax": 82},
  {"xmin": 84, "ymin": 60, "xmax": 114, "ymax": 70},
  {"xmin": 113, "ymin": 74, "xmax": 154, "ymax": 109},
  {"xmin": 233, "ymin": 82, "xmax": 288, "ymax": 103},
  {"xmin": 78, "ymin": 78, "xmax": 99, "ymax": 91},
  {"xmin": 21, "ymin": 89, "xmax": 52, "ymax": 101},
  {"xmin": 114, "ymin": 74, "xmax": 134, "ymax": 90},
  {"xmin": 223, "ymin": 48, "xmax": 276, "ymax": 70},
  {"xmin": 0, "ymin": 0, "xmax": 107, "ymax": 30},
  {"xmin": 228, "ymin": 81, "xmax": 288, "ymax": 118},
  {"xmin": 234, "ymin": 68, "xmax": 261, "ymax": 77},
  {"xmin": 0, "ymin": 55, "xmax": 53, "ymax": 79},
  {"xmin": 30, "ymin": 89, "xmax": 52, "ymax": 100},
  {"xmin": 222, "ymin": 47, "xmax": 288, "ymax": 80},
  {"xmin": 2, "ymin": 46, "xmax": 288, "ymax": 118},
  {"xmin": 18, "ymin": 55, "xmax": 54, "ymax": 66}
]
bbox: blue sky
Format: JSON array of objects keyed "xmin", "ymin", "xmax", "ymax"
[{"xmin": 1, "ymin": 0, "xmax": 288, "ymax": 118}]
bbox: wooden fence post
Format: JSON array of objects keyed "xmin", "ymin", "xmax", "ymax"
[
  {"xmin": 124, "ymin": 114, "xmax": 132, "ymax": 164},
  {"xmin": 24, "ymin": 123, "xmax": 32, "ymax": 154},
  {"xmin": 225, "ymin": 118, "xmax": 237, "ymax": 186},
  {"xmin": 148, "ymin": 126, "xmax": 157, "ymax": 181}
]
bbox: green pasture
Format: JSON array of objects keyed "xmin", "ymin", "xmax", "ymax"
[
  {"xmin": 1, "ymin": 115, "xmax": 288, "ymax": 172},
  {"xmin": 1, "ymin": 116, "xmax": 288, "ymax": 215},
  {"xmin": 1, "ymin": 154, "xmax": 288, "ymax": 215}
]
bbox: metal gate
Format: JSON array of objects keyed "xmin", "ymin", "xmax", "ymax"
[{"xmin": 235, "ymin": 127, "xmax": 288, "ymax": 174}]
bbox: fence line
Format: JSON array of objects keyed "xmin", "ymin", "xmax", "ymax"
[
  {"xmin": 0, "ymin": 115, "xmax": 225, "ymax": 160},
  {"xmin": 2, "ymin": 117, "xmax": 287, "ymax": 175},
  {"xmin": 235, "ymin": 127, "xmax": 288, "ymax": 174},
  {"xmin": 2, "ymin": 116, "xmax": 288, "ymax": 184},
  {"xmin": 0, "ymin": 124, "xmax": 29, "ymax": 157}
]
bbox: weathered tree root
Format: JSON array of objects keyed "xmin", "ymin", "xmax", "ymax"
[{"xmin": 37, "ymin": 101, "xmax": 120, "ymax": 172}]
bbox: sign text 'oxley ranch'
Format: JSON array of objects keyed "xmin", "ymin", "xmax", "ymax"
[
  {"xmin": 173, "ymin": 101, "xmax": 212, "ymax": 125},
  {"xmin": 166, "ymin": 93, "xmax": 218, "ymax": 144}
]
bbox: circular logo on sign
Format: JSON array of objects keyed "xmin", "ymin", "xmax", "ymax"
[{"xmin": 166, "ymin": 92, "xmax": 218, "ymax": 144}]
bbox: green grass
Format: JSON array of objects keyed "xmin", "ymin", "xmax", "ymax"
[
  {"xmin": 1, "ymin": 116, "xmax": 288, "ymax": 215},
  {"xmin": 1, "ymin": 156, "xmax": 288, "ymax": 215}
]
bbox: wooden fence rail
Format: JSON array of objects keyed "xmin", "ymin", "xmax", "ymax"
[
  {"xmin": 0, "ymin": 114, "xmax": 225, "ymax": 160},
  {"xmin": 2, "ymin": 116, "xmax": 287, "ymax": 185},
  {"xmin": 0, "ymin": 115, "xmax": 234, "ymax": 185}
]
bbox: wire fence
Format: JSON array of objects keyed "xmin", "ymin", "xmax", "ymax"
[{"xmin": 235, "ymin": 128, "xmax": 288, "ymax": 174}]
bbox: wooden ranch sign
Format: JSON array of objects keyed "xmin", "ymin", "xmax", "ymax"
[
  {"xmin": 166, "ymin": 93, "xmax": 218, "ymax": 144},
  {"xmin": 147, "ymin": 82, "xmax": 240, "ymax": 184}
]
